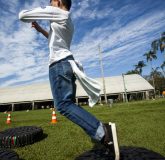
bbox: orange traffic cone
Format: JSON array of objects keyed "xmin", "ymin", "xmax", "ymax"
[
  {"xmin": 6, "ymin": 113, "xmax": 11, "ymax": 124},
  {"xmin": 51, "ymin": 109, "xmax": 57, "ymax": 124}
]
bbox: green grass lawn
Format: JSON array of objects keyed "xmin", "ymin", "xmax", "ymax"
[{"xmin": 0, "ymin": 99, "xmax": 165, "ymax": 160}]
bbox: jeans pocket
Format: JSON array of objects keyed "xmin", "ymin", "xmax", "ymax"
[{"xmin": 62, "ymin": 61, "xmax": 73, "ymax": 80}]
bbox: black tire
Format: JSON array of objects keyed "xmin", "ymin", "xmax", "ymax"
[
  {"xmin": 75, "ymin": 146, "xmax": 165, "ymax": 160},
  {"xmin": 0, "ymin": 126, "xmax": 43, "ymax": 148},
  {"xmin": 0, "ymin": 149, "xmax": 19, "ymax": 160},
  {"xmin": 120, "ymin": 146, "xmax": 165, "ymax": 160}
]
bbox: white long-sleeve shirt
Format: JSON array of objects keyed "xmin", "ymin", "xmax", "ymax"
[{"xmin": 19, "ymin": 6, "xmax": 74, "ymax": 65}]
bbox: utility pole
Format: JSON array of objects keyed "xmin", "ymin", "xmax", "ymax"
[
  {"xmin": 122, "ymin": 73, "xmax": 128, "ymax": 102},
  {"xmin": 151, "ymin": 68, "xmax": 156, "ymax": 99},
  {"xmin": 98, "ymin": 45, "xmax": 108, "ymax": 104},
  {"xmin": 150, "ymin": 62, "xmax": 156, "ymax": 98}
]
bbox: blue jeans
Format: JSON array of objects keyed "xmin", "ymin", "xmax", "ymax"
[{"xmin": 49, "ymin": 56, "xmax": 104, "ymax": 141}]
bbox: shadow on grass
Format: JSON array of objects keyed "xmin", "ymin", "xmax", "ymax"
[
  {"xmin": 37, "ymin": 133, "xmax": 48, "ymax": 142},
  {"xmin": 75, "ymin": 142, "xmax": 165, "ymax": 160}
]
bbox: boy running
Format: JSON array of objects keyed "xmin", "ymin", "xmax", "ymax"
[{"xmin": 19, "ymin": 0, "xmax": 119, "ymax": 159}]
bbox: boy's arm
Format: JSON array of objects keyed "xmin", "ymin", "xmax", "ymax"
[
  {"xmin": 19, "ymin": 6, "xmax": 69, "ymax": 24},
  {"xmin": 32, "ymin": 21, "xmax": 48, "ymax": 39}
]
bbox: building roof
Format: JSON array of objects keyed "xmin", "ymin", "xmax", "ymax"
[{"xmin": 0, "ymin": 74, "xmax": 154, "ymax": 104}]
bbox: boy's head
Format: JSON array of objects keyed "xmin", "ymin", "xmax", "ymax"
[{"xmin": 50, "ymin": 0, "xmax": 72, "ymax": 11}]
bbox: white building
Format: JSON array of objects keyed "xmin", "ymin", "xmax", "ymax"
[{"xmin": 0, "ymin": 74, "xmax": 154, "ymax": 111}]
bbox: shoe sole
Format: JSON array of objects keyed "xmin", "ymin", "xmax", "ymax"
[{"xmin": 109, "ymin": 122, "xmax": 120, "ymax": 160}]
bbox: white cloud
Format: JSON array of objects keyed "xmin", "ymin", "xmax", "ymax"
[
  {"xmin": 72, "ymin": 0, "xmax": 102, "ymax": 20},
  {"xmin": 0, "ymin": 0, "xmax": 49, "ymax": 87}
]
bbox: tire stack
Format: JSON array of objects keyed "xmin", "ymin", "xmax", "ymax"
[
  {"xmin": 0, "ymin": 126, "xmax": 43, "ymax": 148},
  {"xmin": 0, "ymin": 149, "xmax": 19, "ymax": 160}
]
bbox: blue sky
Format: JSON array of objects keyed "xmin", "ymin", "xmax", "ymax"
[{"xmin": 0, "ymin": 0, "xmax": 165, "ymax": 87}]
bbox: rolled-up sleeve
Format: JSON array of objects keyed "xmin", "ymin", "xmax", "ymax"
[{"xmin": 19, "ymin": 6, "xmax": 69, "ymax": 24}]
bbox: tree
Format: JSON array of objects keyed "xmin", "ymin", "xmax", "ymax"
[
  {"xmin": 161, "ymin": 61, "xmax": 165, "ymax": 76},
  {"xmin": 149, "ymin": 67, "xmax": 165, "ymax": 95},
  {"xmin": 151, "ymin": 32, "xmax": 165, "ymax": 58},
  {"xmin": 134, "ymin": 60, "xmax": 146, "ymax": 75},
  {"xmin": 143, "ymin": 51, "xmax": 157, "ymax": 97},
  {"xmin": 125, "ymin": 70, "xmax": 139, "ymax": 75},
  {"xmin": 143, "ymin": 50, "xmax": 157, "ymax": 66},
  {"xmin": 150, "ymin": 67, "xmax": 162, "ymax": 77}
]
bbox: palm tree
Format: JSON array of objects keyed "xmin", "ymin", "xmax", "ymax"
[
  {"xmin": 143, "ymin": 50, "xmax": 157, "ymax": 67},
  {"xmin": 134, "ymin": 60, "xmax": 146, "ymax": 75},
  {"xmin": 160, "ymin": 32, "xmax": 165, "ymax": 52},
  {"xmin": 143, "ymin": 51, "xmax": 157, "ymax": 97},
  {"xmin": 152, "ymin": 32, "xmax": 165, "ymax": 59},
  {"xmin": 161, "ymin": 61, "xmax": 165, "ymax": 76},
  {"xmin": 150, "ymin": 67, "xmax": 162, "ymax": 77}
]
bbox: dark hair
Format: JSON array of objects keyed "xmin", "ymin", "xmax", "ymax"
[{"xmin": 61, "ymin": 0, "xmax": 72, "ymax": 11}]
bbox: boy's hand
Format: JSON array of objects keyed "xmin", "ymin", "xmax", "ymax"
[
  {"xmin": 31, "ymin": 21, "xmax": 43, "ymax": 32},
  {"xmin": 31, "ymin": 21, "xmax": 49, "ymax": 39}
]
